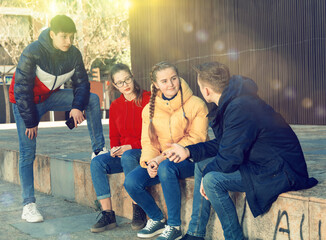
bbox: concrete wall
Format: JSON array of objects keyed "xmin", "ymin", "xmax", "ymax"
[{"xmin": 0, "ymin": 148, "xmax": 325, "ymax": 239}]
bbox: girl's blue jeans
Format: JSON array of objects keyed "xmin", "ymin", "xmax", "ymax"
[
  {"xmin": 90, "ymin": 149, "xmax": 141, "ymax": 199},
  {"xmin": 124, "ymin": 159, "xmax": 194, "ymax": 226}
]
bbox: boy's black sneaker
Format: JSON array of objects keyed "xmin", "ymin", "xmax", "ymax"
[
  {"xmin": 180, "ymin": 234, "xmax": 204, "ymax": 240},
  {"xmin": 90, "ymin": 210, "xmax": 117, "ymax": 233},
  {"xmin": 131, "ymin": 203, "xmax": 147, "ymax": 230}
]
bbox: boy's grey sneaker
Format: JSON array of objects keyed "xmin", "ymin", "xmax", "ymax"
[
  {"xmin": 90, "ymin": 210, "xmax": 117, "ymax": 233},
  {"xmin": 137, "ymin": 218, "xmax": 166, "ymax": 238},
  {"xmin": 156, "ymin": 225, "xmax": 182, "ymax": 240}
]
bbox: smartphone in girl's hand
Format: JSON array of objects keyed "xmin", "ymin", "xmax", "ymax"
[{"xmin": 112, "ymin": 146, "xmax": 121, "ymax": 153}]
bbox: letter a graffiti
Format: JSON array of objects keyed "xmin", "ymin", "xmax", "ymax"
[{"xmin": 273, "ymin": 210, "xmax": 290, "ymax": 240}]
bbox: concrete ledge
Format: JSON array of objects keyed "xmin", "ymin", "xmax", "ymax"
[
  {"xmin": 0, "ymin": 124, "xmax": 326, "ymax": 239},
  {"xmin": 0, "ymin": 148, "xmax": 325, "ymax": 239}
]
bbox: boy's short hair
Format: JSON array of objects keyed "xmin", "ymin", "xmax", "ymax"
[
  {"xmin": 50, "ymin": 15, "xmax": 76, "ymax": 34},
  {"xmin": 194, "ymin": 62, "xmax": 230, "ymax": 93}
]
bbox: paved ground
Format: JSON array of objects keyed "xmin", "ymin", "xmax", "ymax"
[
  {"xmin": 0, "ymin": 122, "xmax": 154, "ymax": 240},
  {"xmin": 0, "ymin": 121, "xmax": 109, "ymax": 162},
  {"xmin": 0, "ymin": 179, "xmax": 147, "ymax": 240}
]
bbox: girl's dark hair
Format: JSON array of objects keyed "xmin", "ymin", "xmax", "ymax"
[
  {"xmin": 109, "ymin": 63, "xmax": 143, "ymax": 107},
  {"xmin": 193, "ymin": 62, "xmax": 230, "ymax": 93},
  {"xmin": 50, "ymin": 15, "xmax": 76, "ymax": 34},
  {"xmin": 148, "ymin": 61, "xmax": 189, "ymax": 148}
]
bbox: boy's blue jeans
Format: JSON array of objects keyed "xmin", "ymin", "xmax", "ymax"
[
  {"xmin": 12, "ymin": 89, "xmax": 105, "ymax": 205},
  {"xmin": 203, "ymin": 170, "xmax": 245, "ymax": 240},
  {"xmin": 90, "ymin": 149, "xmax": 141, "ymax": 199},
  {"xmin": 186, "ymin": 158, "xmax": 214, "ymax": 237},
  {"xmin": 186, "ymin": 158, "xmax": 245, "ymax": 240},
  {"xmin": 124, "ymin": 159, "xmax": 194, "ymax": 227}
]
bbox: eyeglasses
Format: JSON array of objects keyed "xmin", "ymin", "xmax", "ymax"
[{"xmin": 114, "ymin": 76, "xmax": 133, "ymax": 88}]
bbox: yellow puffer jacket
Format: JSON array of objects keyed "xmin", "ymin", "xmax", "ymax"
[{"xmin": 140, "ymin": 78, "xmax": 208, "ymax": 167}]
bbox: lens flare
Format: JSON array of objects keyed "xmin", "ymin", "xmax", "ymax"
[
  {"xmin": 315, "ymin": 106, "xmax": 326, "ymax": 117},
  {"xmin": 284, "ymin": 87, "xmax": 296, "ymax": 99},
  {"xmin": 302, "ymin": 98, "xmax": 313, "ymax": 109},
  {"xmin": 196, "ymin": 30, "xmax": 208, "ymax": 42},
  {"xmin": 227, "ymin": 49, "xmax": 239, "ymax": 61},
  {"xmin": 270, "ymin": 79, "xmax": 282, "ymax": 90},
  {"xmin": 182, "ymin": 22, "xmax": 193, "ymax": 33},
  {"xmin": 214, "ymin": 40, "xmax": 225, "ymax": 52}
]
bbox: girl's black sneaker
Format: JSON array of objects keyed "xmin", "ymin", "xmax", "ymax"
[{"xmin": 90, "ymin": 210, "xmax": 117, "ymax": 233}]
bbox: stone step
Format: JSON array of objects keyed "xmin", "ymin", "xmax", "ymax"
[
  {"xmin": 0, "ymin": 124, "xmax": 325, "ymax": 239},
  {"xmin": 0, "ymin": 149, "xmax": 325, "ymax": 239}
]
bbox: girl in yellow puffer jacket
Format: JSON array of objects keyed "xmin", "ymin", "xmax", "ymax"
[{"xmin": 124, "ymin": 61, "xmax": 208, "ymax": 240}]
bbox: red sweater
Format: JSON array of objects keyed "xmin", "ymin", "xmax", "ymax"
[{"xmin": 109, "ymin": 90, "xmax": 151, "ymax": 149}]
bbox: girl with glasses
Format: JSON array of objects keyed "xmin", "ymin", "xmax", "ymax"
[{"xmin": 90, "ymin": 63, "xmax": 150, "ymax": 233}]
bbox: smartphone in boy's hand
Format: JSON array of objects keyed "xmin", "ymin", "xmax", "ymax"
[{"xmin": 65, "ymin": 117, "xmax": 75, "ymax": 130}]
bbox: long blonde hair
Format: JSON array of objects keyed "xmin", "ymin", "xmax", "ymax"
[{"xmin": 148, "ymin": 61, "xmax": 189, "ymax": 148}]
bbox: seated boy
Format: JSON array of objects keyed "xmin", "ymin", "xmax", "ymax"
[{"xmin": 164, "ymin": 62, "xmax": 318, "ymax": 240}]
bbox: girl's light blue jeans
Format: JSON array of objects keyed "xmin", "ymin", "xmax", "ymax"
[{"xmin": 90, "ymin": 149, "xmax": 141, "ymax": 199}]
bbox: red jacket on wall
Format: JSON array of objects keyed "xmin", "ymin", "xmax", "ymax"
[{"xmin": 109, "ymin": 90, "xmax": 151, "ymax": 149}]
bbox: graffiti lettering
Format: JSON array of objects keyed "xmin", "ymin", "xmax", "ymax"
[
  {"xmin": 300, "ymin": 214, "xmax": 304, "ymax": 240},
  {"xmin": 319, "ymin": 220, "xmax": 322, "ymax": 240},
  {"xmin": 273, "ymin": 210, "xmax": 290, "ymax": 240},
  {"xmin": 239, "ymin": 201, "xmax": 323, "ymax": 239}
]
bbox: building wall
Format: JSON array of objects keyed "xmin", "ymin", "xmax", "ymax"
[{"xmin": 129, "ymin": 0, "xmax": 326, "ymax": 124}]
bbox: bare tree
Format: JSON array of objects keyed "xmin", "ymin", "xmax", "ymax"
[
  {"xmin": 75, "ymin": 0, "xmax": 130, "ymax": 71},
  {"xmin": 0, "ymin": 0, "xmax": 130, "ymax": 123},
  {"xmin": 0, "ymin": 12, "xmax": 34, "ymax": 123}
]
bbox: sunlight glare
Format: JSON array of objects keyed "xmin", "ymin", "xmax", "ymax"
[
  {"xmin": 125, "ymin": 0, "xmax": 131, "ymax": 10},
  {"xmin": 50, "ymin": 1, "xmax": 57, "ymax": 16}
]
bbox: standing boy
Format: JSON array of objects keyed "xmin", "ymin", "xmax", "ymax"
[{"xmin": 9, "ymin": 15, "xmax": 106, "ymax": 223}]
